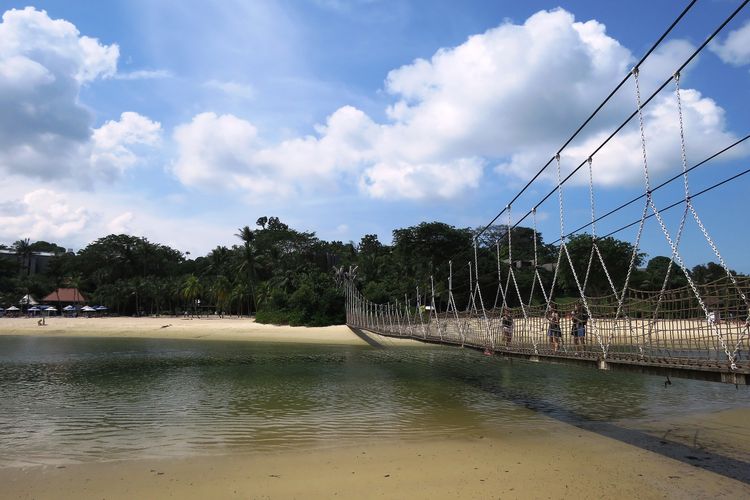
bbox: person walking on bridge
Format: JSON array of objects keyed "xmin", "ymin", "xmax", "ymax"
[
  {"xmin": 501, "ymin": 308, "xmax": 513, "ymax": 347},
  {"xmin": 571, "ymin": 301, "xmax": 588, "ymax": 353},
  {"xmin": 546, "ymin": 304, "xmax": 561, "ymax": 353}
]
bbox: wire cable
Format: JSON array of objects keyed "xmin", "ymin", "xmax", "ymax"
[
  {"xmin": 473, "ymin": 0, "xmax": 701, "ymax": 241},
  {"xmin": 548, "ymin": 133, "xmax": 750, "ymax": 245},
  {"xmin": 510, "ymin": 0, "xmax": 749, "ymax": 231},
  {"xmin": 599, "ymin": 166, "xmax": 750, "ymax": 239}
]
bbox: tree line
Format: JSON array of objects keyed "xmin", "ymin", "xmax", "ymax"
[{"xmin": 0, "ymin": 217, "xmax": 740, "ymax": 326}]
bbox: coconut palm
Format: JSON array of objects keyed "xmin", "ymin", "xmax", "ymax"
[
  {"xmin": 182, "ymin": 275, "xmax": 202, "ymax": 317},
  {"xmin": 211, "ymin": 275, "xmax": 231, "ymax": 317},
  {"xmin": 235, "ymin": 225, "xmax": 259, "ymax": 315},
  {"xmin": 12, "ymin": 238, "xmax": 32, "ymax": 276}
]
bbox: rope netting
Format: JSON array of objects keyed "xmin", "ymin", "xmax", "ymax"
[{"xmin": 335, "ymin": 1, "xmax": 750, "ymax": 376}]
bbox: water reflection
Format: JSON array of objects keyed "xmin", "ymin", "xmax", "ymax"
[{"xmin": 0, "ymin": 336, "xmax": 746, "ymax": 467}]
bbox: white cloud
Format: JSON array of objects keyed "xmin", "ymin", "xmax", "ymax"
[
  {"xmin": 0, "ymin": 7, "xmax": 160, "ymax": 183},
  {"xmin": 172, "ymin": 112, "xmax": 261, "ymax": 190},
  {"xmin": 0, "ymin": 189, "xmax": 90, "ymax": 241},
  {"xmin": 91, "ymin": 112, "xmax": 162, "ymax": 179},
  {"xmin": 204, "ymin": 79, "xmax": 255, "ymax": 99},
  {"xmin": 497, "ymin": 88, "xmax": 744, "ymax": 186},
  {"xmin": 114, "ymin": 69, "xmax": 173, "ymax": 80},
  {"xmin": 360, "ymin": 158, "xmax": 484, "ymax": 199},
  {"xmin": 107, "ymin": 212, "xmax": 134, "ymax": 234},
  {"xmin": 170, "ymin": 9, "xmax": 737, "ymax": 201},
  {"xmin": 709, "ymin": 20, "xmax": 750, "ymax": 66},
  {"xmin": 172, "ymin": 107, "xmax": 380, "ymax": 197},
  {"xmin": 0, "ymin": 181, "xmax": 233, "ymax": 255}
]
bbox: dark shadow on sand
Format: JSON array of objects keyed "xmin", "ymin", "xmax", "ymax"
[
  {"xmin": 347, "ymin": 326, "xmax": 385, "ymax": 348},
  {"xmin": 463, "ymin": 371, "xmax": 750, "ymax": 485}
]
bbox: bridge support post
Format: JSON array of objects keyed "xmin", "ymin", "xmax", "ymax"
[
  {"xmin": 721, "ymin": 372, "xmax": 747, "ymax": 385},
  {"xmin": 529, "ymin": 356, "xmax": 539, "ymax": 363},
  {"xmin": 597, "ymin": 359, "xmax": 609, "ymax": 371}
]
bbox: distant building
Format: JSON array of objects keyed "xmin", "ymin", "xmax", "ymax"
[
  {"xmin": 0, "ymin": 249, "xmax": 58, "ymax": 275},
  {"xmin": 42, "ymin": 288, "xmax": 87, "ymax": 306}
]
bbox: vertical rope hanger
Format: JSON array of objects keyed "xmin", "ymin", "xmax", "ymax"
[
  {"xmin": 632, "ymin": 67, "xmax": 737, "ymax": 368},
  {"xmin": 506, "ymin": 205, "xmax": 528, "ymax": 318},
  {"xmin": 531, "ymin": 208, "xmax": 549, "ymax": 306},
  {"xmin": 473, "ymin": 240, "xmax": 493, "ymax": 349},
  {"xmin": 674, "ymin": 71, "xmax": 750, "ymax": 363},
  {"xmin": 555, "ymin": 153, "xmax": 607, "ymax": 357},
  {"xmin": 493, "ymin": 239, "xmax": 509, "ymax": 310}
]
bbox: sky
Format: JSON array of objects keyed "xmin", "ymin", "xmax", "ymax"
[{"xmin": 0, "ymin": 0, "xmax": 749, "ymax": 272}]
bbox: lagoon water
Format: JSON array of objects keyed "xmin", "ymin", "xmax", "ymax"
[{"xmin": 0, "ymin": 335, "xmax": 747, "ymax": 468}]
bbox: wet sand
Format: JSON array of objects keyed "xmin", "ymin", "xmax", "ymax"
[
  {"xmin": 0, "ymin": 316, "xmax": 416, "ymax": 346},
  {"xmin": 2, "ymin": 415, "xmax": 748, "ymax": 500}
]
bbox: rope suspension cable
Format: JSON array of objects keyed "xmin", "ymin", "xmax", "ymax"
[
  {"xmin": 437, "ymin": 0, "xmax": 732, "ymax": 286},
  {"xmin": 349, "ymin": 0, "xmax": 744, "ymax": 314},
  {"xmin": 473, "ymin": 0, "xmax": 701, "ymax": 243},
  {"xmin": 508, "ymin": 0, "xmax": 750, "ymax": 234},
  {"xmin": 549, "ymin": 134, "xmax": 750, "ymax": 245},
  {"xmin": 675, "ymin": 73, "xmax": 750, "ymax": 333},
  {"xmin": 599, "ymin": 167, "xmax": 750, "ymax": 240}
]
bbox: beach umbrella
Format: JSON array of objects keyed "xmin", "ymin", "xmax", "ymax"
[
  {"xmin": 19, "ymin": 294, "xmax": 39, "ymax": 306},
  {"xmin": 45, "ymin": 306, "xmax": 57, "ymax": 314},
  {"xmin": 94, "ymin": 305, "xmax": 108, "ymax": 311},
  {"xmin": 63, "ymin": 305, "xmax": 77, "ymax": 311},
  {"xmin": 81, "ymin": 306, "xmax": 96, "ymax": 312},
  {"xmin": 28, "ymin": 306, "xmax": 41, "ymax": 312},
  {"xmin": 7, "ymin": 306, "xmax": 20, "ymax": 311}
]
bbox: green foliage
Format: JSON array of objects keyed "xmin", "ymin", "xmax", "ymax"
[{"xmin": 1, "ymin": 217, "xmax": 743, "ymax": 325}]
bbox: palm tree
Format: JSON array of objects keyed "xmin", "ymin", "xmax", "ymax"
[
  {"xmin": 235, "ymin": 226, "xmax": 258, "ymax": 315},
  {"xmin": 230, "ymin": 282, "xmax": 249, "ymax": 317},
  {"xmin": 211, "ymin": 275, "xmax": 231, "ymax": 317},
  {"xmin": 12, "ymin": 238, "xmax": 32, "ymax": 276},
  {"xmin": 182, "ymin": 275, "xmax": 202, "ymax": 317}
]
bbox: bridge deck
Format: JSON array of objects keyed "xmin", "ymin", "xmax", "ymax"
[{"xmin": 349, "ymin": 322, "xmax": 749, "ymax": 385}]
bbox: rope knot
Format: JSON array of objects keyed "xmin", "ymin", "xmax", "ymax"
[{"xmin": 631, "ymin": 66, "xmax": 639, "ymax": 77}]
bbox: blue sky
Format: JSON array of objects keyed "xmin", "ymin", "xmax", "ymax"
[{"xmin": 0, "ymin": 0, "xmax": 749, "ymax": 272}]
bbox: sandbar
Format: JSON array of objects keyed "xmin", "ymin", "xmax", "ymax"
[{"xmin": 0, "ymin": 316, "xmax": 417, "ymax": 346}]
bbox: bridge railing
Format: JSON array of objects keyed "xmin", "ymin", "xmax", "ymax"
[{"xmin": 340, "ymin": 276, "xmax": 750, "ymax": 382}]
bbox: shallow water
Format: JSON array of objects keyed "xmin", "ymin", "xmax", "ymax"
[{"xmin": 0, "ymin": 335, "xmax": 747, "ymax": 467}]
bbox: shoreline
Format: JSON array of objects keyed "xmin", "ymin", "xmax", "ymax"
[{"xmin": 0, "ymin": 316, "xmax": 418, "ymax": 346}]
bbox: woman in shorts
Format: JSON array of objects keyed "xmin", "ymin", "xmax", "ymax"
[{"xmin": 546, "ymin": 304, "xmax": 561, "ymax": 352}]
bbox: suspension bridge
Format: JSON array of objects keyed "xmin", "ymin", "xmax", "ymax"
[{"xmin": 336, "ymin": 0, "xmax": 750, "ymax": 386}]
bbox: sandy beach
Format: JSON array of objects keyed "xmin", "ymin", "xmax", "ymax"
[
  {"xmin": 0, "ymin": 316, "xmax": 416, "ymax": 346},
  {"xmin": 2, "ymin": 413, "xmax": 748, "ymax": 500}
]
